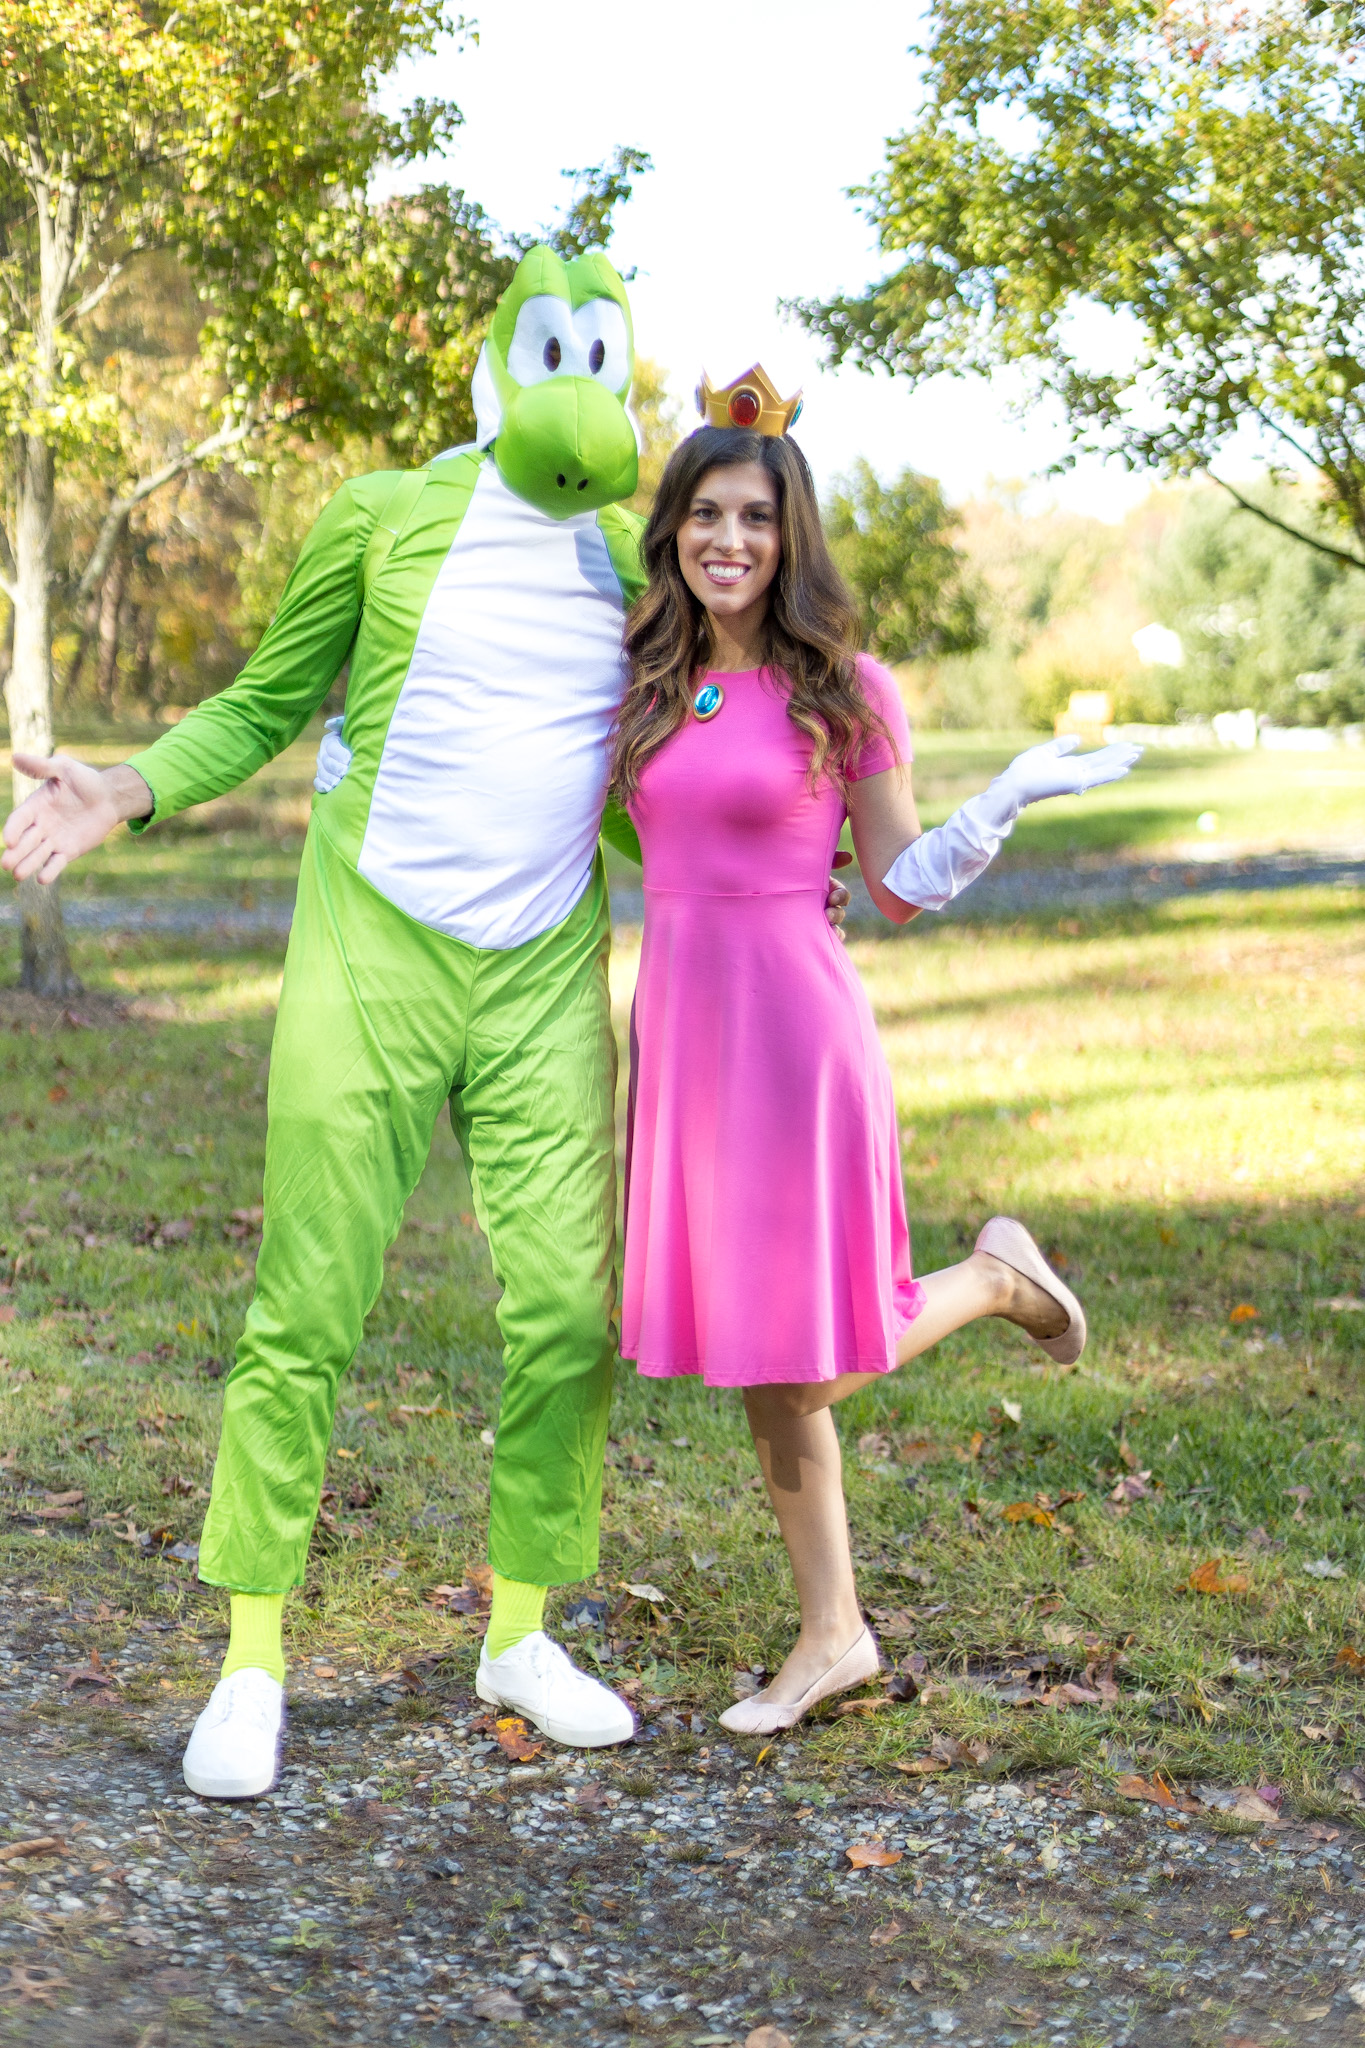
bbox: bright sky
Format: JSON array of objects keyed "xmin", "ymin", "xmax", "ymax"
[{"xmin": 381, "ymin": 2, "xmax": 1251, "ymax": 522}]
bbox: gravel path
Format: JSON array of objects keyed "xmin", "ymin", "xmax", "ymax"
[
  {"xmin": 3, "ymin": 1580, "xmax": 1364, "ymax": 2047},
  {"xmin": 3, "ymin": 847, "xmax": 1360, "ymax": 947}
]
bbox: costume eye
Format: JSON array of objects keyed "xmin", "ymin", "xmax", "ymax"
[
  {"xmin": 571, "ymin": 298, "xmax": 629, "ymax": 390},
  {"xmin": 506, "ymin": 295, "xmax": 581, "ymax": 385}
]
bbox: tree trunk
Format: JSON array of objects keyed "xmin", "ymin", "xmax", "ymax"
[
  {"xmin": 95, "ymin": 543, "xmax": 128, "ymax": 709},
  {"xmin": 6, "ymin": 432, "xmax": 81, "ymax": 997}
]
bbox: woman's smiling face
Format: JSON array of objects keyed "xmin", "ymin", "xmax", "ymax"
[{"xmin": 675, "ymin": 462, "xmax": 781, "ymax": 629}]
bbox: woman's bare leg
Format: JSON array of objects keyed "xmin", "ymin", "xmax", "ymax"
[
  {"xmin": 742, "ymin": 1389, "xmax": 866, "ymax": 1705},
  {"xmin": 756, "ymin": 1250, "xmax": 1071, "ymax": 1420}
]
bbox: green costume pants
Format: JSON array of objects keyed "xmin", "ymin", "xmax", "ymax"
[{"xmin": 198, "ymin": 823, "xmax": 618, "ymax": 1593}]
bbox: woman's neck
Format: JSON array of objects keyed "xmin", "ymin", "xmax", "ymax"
[{"xmin": 703, "ymin": 601, "xmax": 768, "ymax": 673}]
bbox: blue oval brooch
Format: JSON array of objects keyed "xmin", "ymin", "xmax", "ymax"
[{"xmin": 693, "ymin": 681, "xmax": 724, "ymax": 721}]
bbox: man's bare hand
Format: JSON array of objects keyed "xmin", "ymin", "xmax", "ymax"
[
  {"xmin": 2, "ymin": 754, "xmax": 153, "ymax": 886},
  {"xmin": 825, "ymin": 848, "xmax": 853, "ymax": 941}
]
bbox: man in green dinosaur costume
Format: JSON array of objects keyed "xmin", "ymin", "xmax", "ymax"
[{"xmin": 2, "ymin": 246, "xmax": 653, "ymax": 1794}]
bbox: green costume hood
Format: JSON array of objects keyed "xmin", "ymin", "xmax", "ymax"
[{"xmin": 470, "ymin": 244, "xmax": 639, "ymax": 518}]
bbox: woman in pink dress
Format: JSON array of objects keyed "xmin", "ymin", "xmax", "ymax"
[{"xmin": 613, "ymin": 400, "xmax": 1138, "ymax": 1735}]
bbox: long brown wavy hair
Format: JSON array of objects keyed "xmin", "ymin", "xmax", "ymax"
[{"xmin": 610, "ymin": 427, "xmax": 894, "ymax": 800}]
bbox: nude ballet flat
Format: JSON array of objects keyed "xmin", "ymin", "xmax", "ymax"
[
  {"xmin": 975, "ymin": 1215, "xmax": 1087, "ymax": 1366},
  {"xmin": 718, "ymin": 1626, "xmax": 881, "ymax": 1736}
]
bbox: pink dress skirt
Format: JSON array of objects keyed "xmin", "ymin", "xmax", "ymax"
[{"xmin": 620, "ymin": 655, "xmax": 925, "ymax": 1387}]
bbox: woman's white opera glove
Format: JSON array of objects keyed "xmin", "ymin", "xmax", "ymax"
[
  {"xmin": 882, "ymin": 737, "xmax": 1143, "ymax": 912},
  {"xmin": 314, "ymin": 715, "xmax": 353, "ymax": 794}
]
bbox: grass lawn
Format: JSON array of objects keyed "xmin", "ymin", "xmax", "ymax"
[{"xmin": 0, "ymin": 732, "xmax": 1362, "ymax": 1815}]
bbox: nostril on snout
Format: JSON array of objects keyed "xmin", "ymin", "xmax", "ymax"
[
  {"xmin": 556, "ymin": 473, "xmax": 567, "ymax": 487},
  {"xmin": 577, "ymin": 479, "xmax": 589, "ymax": 491}
]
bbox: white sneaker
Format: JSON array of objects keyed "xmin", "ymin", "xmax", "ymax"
[
  {"xmin": 182, "ymin": 1669, "xmax": 285, "ymax": 1799},
  {"xmin": 476, "ymin": 1631, "xmax": 634, "ymax": 1748}
]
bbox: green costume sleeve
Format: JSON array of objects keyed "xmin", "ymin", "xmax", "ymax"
[
  {"xmin": 125, "ymin": 475, "xmax": 399, "ymax": 830},
  {"xmin": 594, "ymin": 501, "xmax": 647, "ymax": 867}
]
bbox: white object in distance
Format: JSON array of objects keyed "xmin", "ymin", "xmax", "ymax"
[
  {"xmin": 1132, "ymin": 622, "xmax": 1184, "ymax": 668},
  {"xmin": 882, "ymin": 736, "xmax": 1143, "ymax": 913}
]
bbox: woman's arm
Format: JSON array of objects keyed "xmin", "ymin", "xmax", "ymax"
[
  {"xmin": 845, "ymin": 763, "xmax": 924, "ymax": 926},
  {"xmin": 848, "ymin": 737, "xmax": 1144, "ymax": 924}
]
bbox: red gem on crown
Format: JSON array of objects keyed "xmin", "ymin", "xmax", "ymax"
[{"xmin": 728, "ymin": 387, "xmax": 761, "ymax": 428}]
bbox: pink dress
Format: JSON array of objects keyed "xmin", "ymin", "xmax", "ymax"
[{"xmin": 620, "ymin": 654, "xmax": 926, "ymax": 1387}]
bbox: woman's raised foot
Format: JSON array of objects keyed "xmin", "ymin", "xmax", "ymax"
[{"xmin": 973, "ymin": 1216, "xmax": 1086, "ymax": 1365}]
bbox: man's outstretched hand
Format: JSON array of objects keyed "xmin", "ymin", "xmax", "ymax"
[{"xmin": 2, "ymin": 753, "xmax": 153, "ymax": 886}]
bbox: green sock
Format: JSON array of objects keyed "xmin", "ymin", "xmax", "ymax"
[
  {"xmin": 221, "ymin": 1592, "xmax": 286, "ymax": 1684},
  {"xmin": 486, "ymin": 1573, "xmax": 547, "ymax": 1659}
]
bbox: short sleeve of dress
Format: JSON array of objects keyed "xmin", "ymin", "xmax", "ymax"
[{"xmin": 847, "ymin": 653, "xmax": 913, "ymax": 781}]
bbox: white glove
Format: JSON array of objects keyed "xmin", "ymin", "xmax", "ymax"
[
  {"xmin": 313, "ymin": 715, "xmax": 353, "ymax": 794},
  {"xmin": 883, "ymin": 736, "xmax": 1142, "ymax": 912}
]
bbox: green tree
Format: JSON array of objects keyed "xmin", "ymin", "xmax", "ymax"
[
  {"xmin": 1141, "ymin": 484, "xmax": 1365, "ymax": 725},
  {"xmin": 823, "ymin": 459, "xmax": 981, "ymax": 664},
  {"xmin": 626, "ymin": 357, "xmax": 683, "ymax": 514},
  {"xmin": 798, "ymin": 2, "xmax": 1365, "ymax": 576},
  {"xmin": 0, "ymin": 0, "xmax": 497, "ymax": 993}
]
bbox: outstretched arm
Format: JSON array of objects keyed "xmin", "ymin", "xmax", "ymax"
[
  {"xmin": 2, "ymin": 758, "xmax": 154, "ymax": 886},
  {"xmin": 848, "ymin": 737, "xmax": 1143, "ymax": 921}
]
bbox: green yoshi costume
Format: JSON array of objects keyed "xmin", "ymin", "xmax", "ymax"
[{"xmin": 127, "ymin": 248, "xmax": 645, "ymax": 1621}]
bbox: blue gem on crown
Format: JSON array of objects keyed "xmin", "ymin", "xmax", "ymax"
[{"xmin": 693, "ymin": 681, "xmax": 724, "ymax": 721}]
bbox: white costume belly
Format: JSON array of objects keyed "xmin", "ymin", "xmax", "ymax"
[{"xmin": 358, "ymin": 462, "xmax": 628, "ymax": 950}]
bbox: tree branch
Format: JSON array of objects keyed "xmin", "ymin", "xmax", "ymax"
[
  {"xmin": 72, "ymin": 405, "xmax": 261, "ymax": 612},
  {"xmin": 1210, "ymin": 473, "xmax": 1365, "ymax": 572}
]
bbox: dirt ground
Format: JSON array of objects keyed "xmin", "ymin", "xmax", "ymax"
[{"xmin": 2, "ymin": 1576, "xmax": 1363, "ymax": 2048}]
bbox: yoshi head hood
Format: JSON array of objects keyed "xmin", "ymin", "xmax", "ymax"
[{"xmin": 470, "ymin": 244, "xmax": 639, "ymax": 519}]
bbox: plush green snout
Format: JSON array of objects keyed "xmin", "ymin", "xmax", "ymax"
[{"xmin": 494, "ymin": 377, "xmax": 638, "ymax": 518}]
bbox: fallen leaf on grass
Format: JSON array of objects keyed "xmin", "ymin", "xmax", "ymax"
[
  {"xmin": 1226, "ymin": 1788, "xmax": 1284, "ymax": 1827},
  {"xmin": 0, "ymin": 1838, "xmax": 65, "ymax": 1863},
  {"xmin": 1303, "ymin": 1558, "xmax": 1346, "ymax": 1579},
  {"xmin": 887, "ymin": 1654, "xmax": 928, "ymax": 1702},
  {"xmin": 955, "ymin": 1430, "xmax": 987, "ymax": 1462},
  {"xmin": 491, "ymin": 1716, "xmax": 543, "ymax": 1762},
  {"xmin": 868, "ymin": 1606, "xmax": 918, "ymax": 1637},
  {"xmin": 1185, "ymin": 1558, "xmax": 1250, "ymax": 1595},
  {"xmin": 1229, "ymin": 1303, "xmax": 1258, "ymax": 1323},
  {"xmin": 858, "ymin": 1430, "xmax": 892, "ymax": 1460},
  {"xmin": 1335, "ymin": 1645, "xmax": 1365, "ymax": 1674},
  {"xmin": 425, "ymin": 1578, "xmax": 492, "ymax": 1616},
  {"xmin": 1040, "ymin": 1681, "xmax": 1106, "ymax": 1708},
  {"xmin": 893, "ymin": 1756, "xmax": 950, "ymax": 1779},
  {"xmin": 868, "ymin": 1919, "xmax": 903, "ymax": 1946},
  {"xmin": 899, "ymin": 1439, "xmax": 944, "ymax": 1467},
  {"xmin": 1337, "ymin": 1766, "xmax": 1365, "ymax": 1805},
  {"xmin": 470, "ymin": 1987, "xmax": 524, "ymax": 2021},
  {"xmin": 62, "ymin": 1648, "xmax": 117, "ymax": 1691},
  {"xmin": 1110, "ymin": 1471, "xmax": 1154, "ymax": 1504},
  {"xmin": 1115, "ymin": 1773, "xmax": 1200, "ymax": 1814},
  {"xmin": 1003, "ymin": 1501, "xmax": 1058, "ymax": 1528},
  {"xmin": 744, "ymin": 2028, "xmax": 795, "ymax": 2048},
  {"xmin": 833, "ymin": 1695, "xmax": 899, "ymax": 1718},
  {"xmin": 621, "ymin": 1582, "xmax": 667, "ymax": 1605},
  {"xmin": 845, "ymin": 1839, "xmax": 901, "ymax": 1868},
  {"xmin": 0, "ymin": 1962, "xmax": 67, "ymax": 2004}
]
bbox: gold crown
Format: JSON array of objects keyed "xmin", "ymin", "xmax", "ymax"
[{"xmin": 695, "ymin": 364, "xmax": 803, "ymax": 436}]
